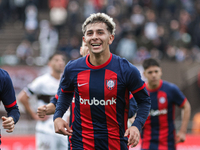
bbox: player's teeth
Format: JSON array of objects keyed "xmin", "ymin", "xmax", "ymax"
[{"xmin": 92, "ymin": 44, "xmax": 100, "ymax": 46}]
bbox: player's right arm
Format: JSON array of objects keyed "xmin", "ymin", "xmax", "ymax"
[
  {"xmin": 1, "ymin": 70, "xmax": 20, "ymax": 132},
  {"xmin": 37, "ymin": 103, "xmax": 56, "ymax": 118},
  {"xmin": 17, "ymin": 90, "xmax": 39, "ymax": 120},
  {"xmin": 37, "ymin": 85, "xmax": 61, "ymax": 118}
]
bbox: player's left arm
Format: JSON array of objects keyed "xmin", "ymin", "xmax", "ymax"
[
  {"xmin": 122, "ymin": 61, "xmax": 151, "ymax": 147},
  {"xmin": 176, "ymin": 99, "xmax": 191, "ymax": 143},
  {"xmin": 124, "ymin": 88, "xmax": 151, "ymax": 147},
  {"xmin": 172, "ymin": 84, "xmax": 191, "ymax": 143}
]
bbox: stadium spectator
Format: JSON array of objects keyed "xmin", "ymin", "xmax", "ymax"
[
  {"xmin": 17, "ymin": 52, "xmax": 69, "ymax": 150},
  {"xmin": 116, "ymin": 32, "xmax": 137, "ymax": 63},
  {"xmin": 141, "ymin": 58, "xmax": 191, "ymax": 150},
  {"xmin": 24, "ymin": 3, "xmax": 38, "ymax": 43},
  {"xmin": 16, "ymin": 39, "xmax": 33, "ymax": 64},
  {"xmin": 53, "ymin": 13, "xmax": 151, "ymax": 149},
  {"xmin": 38, "ymin": 20, "xmax": 58, "ymax": 65}
]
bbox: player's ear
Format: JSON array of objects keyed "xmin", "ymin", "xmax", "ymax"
[
  {"xmin": 80, "ymin": 47, "xmax": 83, "ymax": 56},
  {"xmin": 160, "ymin": 68, "xmax": 163, "ymax": 76},
  {"xmin": 108, "ymin": 34, "xmax": 114, "ymax": 45}
]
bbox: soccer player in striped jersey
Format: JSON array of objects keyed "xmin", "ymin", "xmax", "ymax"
[
  {"xmin": 0, "ymin": 68, "xmax": 20, "ymax": 133},
  {"xmin": 37, "ymin": 40, "xmax": 138, "ymax": 150},
  {"xmin": 53, "ymin": 13, "xmax": 151, "ymax": 150},
  {"xmin": 141, "ymin": 58, "xmax": 191, "ymax": 150}
]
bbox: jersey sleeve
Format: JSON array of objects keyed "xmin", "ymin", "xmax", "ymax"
[
  {"xmin": 121, "ymin": 60, "xmax": 151, "ymax": 131},
  {"xmin": 0, "ymin": 71, "xmax": 20, "ymax": 124},
  {"xmin": 121, "ymin": 60, "xmax": 145, "ymax": 93},
  {"xmin": 53, "ymin": 61, "xmax": 74, "ymax": 120},
  {"xmin": 171, "ymin": 83, "xmax": 187, "ymax": 107},
  {"xmin": 128, "ymin": 94, "xmax": 138, "ymax": 118}
]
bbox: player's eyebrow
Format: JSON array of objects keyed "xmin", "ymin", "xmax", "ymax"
[{"xmin": 86, "ymin": 29, "xmax": 105, "ymax": 33}]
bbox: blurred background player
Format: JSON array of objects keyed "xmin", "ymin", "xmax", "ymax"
[
  {"xmin": 53, "ymin": 13, "xmax": 150, "ymax": 149},
  {"xmin": 141, "ymin": 58, "xmax": 191, "ymax": 150},
  {"xmin": 0, "ymin": 68, "xmax": 20, "ymax": 133},
  {"xmin": 37, "ymin": 40, "xmax": 89, "ymax": 118},
  {"xmin": 17, "ymin": 52, "xmax": 68, "ymax": 150}
]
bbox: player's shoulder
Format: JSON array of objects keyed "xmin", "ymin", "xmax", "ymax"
[
  {"xmin": 31, "ymin": 73, "xmax": 50, "ymax": 83},
  {"xmin": 162, "ymin": 80, "xmax": 180, "ymax": 91},
  {"xmin": 112, "ymin": 53, "xmax": 128, "ymax": 63},
  {"xmin": 66, "ymin": 56, "xmax": 86, "ymax": 70},
  {"xmin": 0, "ymin": 68, "xmax": 10, "ymax": 80},
  {"xmin": 113, "ymin": 54, "xmax": 138, "ymax": 72}
]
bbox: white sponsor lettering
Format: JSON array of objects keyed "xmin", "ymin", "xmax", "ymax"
[
  {"xmin": 79, "ymin": 96, "xmax": 116, "ymax": 106},
  {"xmin": 149, "ymin": 109, "xmax": 168, "ymax": 116}
]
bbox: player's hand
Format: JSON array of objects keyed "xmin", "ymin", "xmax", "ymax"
[
  {"xmin": 124, "ymin": 126, "xmax": 140, "ymax": 148},
  {"xmin": 175, "ymin": 131, "xmax": 186, "ymax": 143},
  {"xmin": 54, "ymin": 117, "xmax": 73, "ymax": 136},
  {"xmin": 2, "ymin": 116, "xmax": 15, "ymax": 133},
  {"xmin": 37, "ymin": 105, "xmax": 47, "ymax": 118},
  {"xmin": 31, "ymin": 112, "xmax": 48, "ymax": 121}
]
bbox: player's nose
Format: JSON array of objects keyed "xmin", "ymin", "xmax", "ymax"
[{"xmin": 91, "ymin": 32, "xmax": 98, "ymax": 40}]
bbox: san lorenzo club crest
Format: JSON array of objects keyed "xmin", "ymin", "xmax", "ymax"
[
  {"xmin": 159, "ymin": 97, "xmax": 166, "ymax": 104},
  {"xmin": 106, "ymin": 79, "xmax": 116, "ymax": 90}
]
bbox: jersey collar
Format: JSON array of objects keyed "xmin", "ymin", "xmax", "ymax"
[
  {"xmin": 86, "ymin": 53, "xmax": 112, "ymax": 69},
  {"xmin": 146, "ymin": 79, "xmax": 163, "ymax": 92}
]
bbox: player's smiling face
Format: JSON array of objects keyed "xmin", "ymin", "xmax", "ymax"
[
  {"xmin": 83, "ymin": 22, "xmax": 114, "ymax": 54},
  {"xmin": 143, "ymin": 66, "xmax": 162, "ymax": 88}
]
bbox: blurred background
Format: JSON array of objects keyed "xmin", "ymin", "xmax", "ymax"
[{"xmin": 0, "ymin": 0, "xmax": 200, "ymax": 149}]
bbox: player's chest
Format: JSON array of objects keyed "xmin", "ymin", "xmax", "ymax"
[
  {"xmin": 74, "ymin": 69, "xmax": 126, "ymax": 96},
  {"xmin": 149, "ymin": 90, "xmax": 170, "ymax": 110}
]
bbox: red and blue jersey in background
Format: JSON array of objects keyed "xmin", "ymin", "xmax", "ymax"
[
  {"xmin": 141, "ymin": 80, "xmax": 187, "ymax": 150},
  {"xmin": 53, "ymin": 53, "xmax": 151, "ymax": 150},
  {"xmin": 0, "ymin": 68, "xmax": 20, "ymax": 123}
]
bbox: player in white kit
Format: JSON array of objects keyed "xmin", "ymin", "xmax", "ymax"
[{"xmin": 18, "ymin": 52, "xmax": 69, "ymax": 150}]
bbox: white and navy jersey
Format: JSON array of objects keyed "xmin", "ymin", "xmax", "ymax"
[
  {"xmin": 24, "ymin": 73, "xmax": 67, "ymax": 134},
  {"xmin": 54, "ymin": 53, "xmax": 151, "ymax": 150},
  {"xmin": 0, "ymin": 68, "xmax": 20, "ymax": 123}
]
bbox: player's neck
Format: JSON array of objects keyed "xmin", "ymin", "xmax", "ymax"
[
  {"xmin": 51, "ymin": 71, "xmax": 61, "ymax": 80},
  {"xmin": 89, "ymin": 50, "xmax": 110, "ymax": 66},
  {"xmin": 147, "ymin": 82, "xmax": 160, "ymax": 90}
]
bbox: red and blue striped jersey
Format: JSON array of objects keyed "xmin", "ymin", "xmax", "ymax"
[
  {"xmin": 141, "ymin": 80, "xmax": 187, "ymax": 150},
  {"xmin": 54, "ymin": 53, "xmax": 151, "ymax": 150},
  {"xmin": 0, "ymin": 68, "xmax": 20, "ymax": 123}
]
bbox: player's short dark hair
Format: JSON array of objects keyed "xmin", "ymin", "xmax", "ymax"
[
  {"xmin": 142, "ymin": 58, "xmax": 160, "ymax": 70},
  {"xmin": 48, "ymin": 51, "xmax": 66, "ymax": 62}
]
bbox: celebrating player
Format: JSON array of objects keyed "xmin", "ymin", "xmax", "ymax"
[
  {"xmin": 141, "ymin": 58, "xmax": 191, "ymax": 150},
  {"xmin": 53, "ymin": 13, "xmax": 151, "ymax": 149}
]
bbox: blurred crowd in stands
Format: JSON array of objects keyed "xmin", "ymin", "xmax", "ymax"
[{"xmin": 0, "ymin": 0, "xmax": 200, "ymax": 66}]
